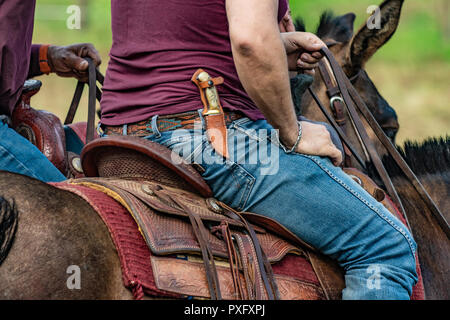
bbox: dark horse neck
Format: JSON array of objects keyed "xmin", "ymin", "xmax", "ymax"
[{"xmin": 385, "ymin": 137, "xmax": 450, "ymax": 300}]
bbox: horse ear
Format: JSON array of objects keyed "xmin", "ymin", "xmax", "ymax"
[
  {"xmin": 349, "ymin": 0, "xmax": 404, "ymax": 69},
  {"xmin": 316, "ymin": 12, "xmax": 355, "ymax": 43},
  {"xmin": 337, "ymin": 13, "xmax": 356, "ymax": 42},
  {"xmin": 294, "ymin": 18, "xmax": 306, "ymax": 32}
]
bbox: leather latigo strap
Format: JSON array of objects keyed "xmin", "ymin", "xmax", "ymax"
[
  {"xmin": 218, "ymin": 201, "xmax": 281, "ymax": 300},
  {"xmin": 191, "ymin": 69, "xmax": 229, "ymax": 158}
]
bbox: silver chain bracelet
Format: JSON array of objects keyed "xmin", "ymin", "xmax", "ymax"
[{"xmin": 277, "ymin": 121, "xmax": 302, "ymax": 154}]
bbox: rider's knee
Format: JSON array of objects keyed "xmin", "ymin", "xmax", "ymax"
[{"xmin": 380, "ymin": 225, "xmax": 418, "ymax": 291}]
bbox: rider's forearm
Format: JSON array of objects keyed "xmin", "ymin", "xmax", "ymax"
[{"xmin": 230, "ymin": 30, "xmax": 300, "ymax": 146}]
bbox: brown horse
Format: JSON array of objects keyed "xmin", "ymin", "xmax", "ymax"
[
  {"xmin": 296, "ymin": 0, "xmax": 404, "ymax": 159},
  {"xmin": 0, "ymin": 137, "xmax": 448, "ymax": 299}
]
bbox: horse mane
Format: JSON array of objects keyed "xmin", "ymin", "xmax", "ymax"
[
  {"xmin": 0, "ymin": 197, "xmax": 18, "ymax": 265},
  {"xmin": 383, "ymin": 136, "xmax": 450, "ymax": 177}
]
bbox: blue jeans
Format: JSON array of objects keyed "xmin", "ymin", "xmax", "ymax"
[
  {"xmin": 108, "ymin": 115, "xmax": 418, "ymax": 300},
  {"xmin": 0, "ymin": 121, "xmax": 66, "ymax": 182}
]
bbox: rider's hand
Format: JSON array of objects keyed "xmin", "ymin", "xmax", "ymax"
[
  {"xmin": 47, "ymin": 43, "xmax": 101, "ymax": 82},
  {"xmin": 279, "ymin": 121, "xmax": 343, "ymax": 167},
  {"xmin": 281, "ymin": 32, "xmax": 325, "ymax": 76}
]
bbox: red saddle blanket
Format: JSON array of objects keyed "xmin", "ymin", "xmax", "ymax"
[{"xmin": 50, "ymin": 182, "xmax": 424, "ymax": 300}]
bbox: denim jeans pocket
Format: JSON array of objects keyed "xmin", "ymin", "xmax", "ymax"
[
  {"xmin": 199, "ymin": 138, "xmax": 256, "ymax": 211},
  {"xmin": 148, "ymin": 130, "xmax": 205, "ymax": 161},
  {"xmin": 217, "ymin": 161, "xmax": 256, "ymax": 212}
]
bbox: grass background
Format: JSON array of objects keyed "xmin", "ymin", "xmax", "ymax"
[{"xmin": 31, "ymin": 0, "xmax": 449, "ymax": 144}]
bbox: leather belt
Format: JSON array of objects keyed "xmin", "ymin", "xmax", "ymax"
[{"xmin": 102, "ymin": 110, "xmax": 244, "ymax": 137}]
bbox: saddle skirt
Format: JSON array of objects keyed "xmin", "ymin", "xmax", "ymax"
[{"xmin": 69, "ymin": 178, "xmax": 304, "ymax": 262}]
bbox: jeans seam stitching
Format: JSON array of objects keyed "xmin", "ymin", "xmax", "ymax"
[
  {"xmin": 303, "ymin": 155, "xmax": 417, "ymax": 257},
  {"xmin": 160, "ymin": 134, "xmax": 193, "ymax": 146},
  {"xmin": 232, "ymin": 118, "xmax": 251, "ymax": 126},
  {"xmin": 233, "ymin": 163, "xmax": 255, "ymax": 211},
  {"xmin": 187, "ymin": 138, "xmax": 207, "ymax": 163},
  {"xmin": 232, "ymin": 124, "xmax": 263, "ymax": 142}
]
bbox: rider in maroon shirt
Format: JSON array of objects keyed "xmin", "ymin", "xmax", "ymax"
[
  {"xmin": 0, "ymin": 0, "xmax": 100, "ymax": 182},
  {"xmin": 100, "ymin": 0, "xmax": 289, "ymax": 126},
  {"xmin": 0, "ymin": 0, "xmax": 101, "ymax": 116}
]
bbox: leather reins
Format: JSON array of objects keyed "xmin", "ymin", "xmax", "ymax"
[
  {"xmin": 64, "ymin": 57, "xmax": 104, "ymax": 144},
  {"xmin": 311, "ymin": 46, "xmax": 449, "ymax": 238}
]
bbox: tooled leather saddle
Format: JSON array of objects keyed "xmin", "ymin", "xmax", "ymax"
[
  {"xmin": 73, "ymin": 134, "xmax": 421, "ymax": 300},
  {"xmin": 11, "ymin": 80, "xmax": 69, "ymax": 175},
  {"xmin": 76, "ymin": 135, "xmax": 347, "ymax": 300},
  {"xmin": 11, "ymin": 79, "xmax": 97, "ymax": 179}
]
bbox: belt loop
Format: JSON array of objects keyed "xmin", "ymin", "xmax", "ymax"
[
  {"xmin": 197, "ymin": 109, "xmax": 205, "ymax": 130},
  {"xmin": 122, "ymin": 124, "xmax": 128, "ymax": 136},
  {"xmin": 0, "ymin": 115, "xmax": 11, "ymax": 126},
  {"xmin": 151, "ymin": 115, "xmax": 161, "ymax": 138},
  {"xmin": 97, "ymin": 122, "xmax": 105, "ymax": 137}
]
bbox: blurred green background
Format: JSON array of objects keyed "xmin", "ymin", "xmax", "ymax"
[{"xmin": 32, "ymin": 0, "xmax": 449, "ymax": 144}]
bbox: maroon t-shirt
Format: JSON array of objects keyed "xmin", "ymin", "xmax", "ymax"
[
  {"xmin": 100, "ymin": 0, "xmax": 288, "ymax": 126},
  {"xmin": 0, "ymin": 0, "xmax": 43, "ymax": 116}
]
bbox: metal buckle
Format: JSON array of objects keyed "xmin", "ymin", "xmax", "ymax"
[{"xmin": 329, "ymin": 96, "xmax": 345, "ymax": 112}]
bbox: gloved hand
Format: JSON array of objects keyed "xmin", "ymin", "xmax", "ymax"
[{"xmin": 47, "ymin": 43, "xmax": 102, "ymax": 82}]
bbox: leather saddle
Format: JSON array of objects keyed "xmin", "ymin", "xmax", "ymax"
[
  {"xmin": 11, "ymin": 80, "xmax": 96, "ymax": 179},
  {"xmin": 11, "ymin": 80, "xmax": 69, "ymax": 175},
  {"xmin": 77, "ymin": 135, "xmax": 410, "ymax": 300},
  {"xmin": 76, "ymin": 135, "xmax": 347, "ymax": 300}
]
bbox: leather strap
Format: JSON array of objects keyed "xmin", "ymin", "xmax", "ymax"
[
  {"xmin": 86, "ymin": 59, "xmax": 97, "ymax": 143},
  {"xmin": 318, "ymin": 61, "xmax": 353, "ymax": 168},
  {"xmin": 344, "ymin": 74, "xmax": 450, "ymax": 238},
  {"xmin": 218, "ymin": 202, "xmax": 280, "ymax": 300},
  {"xmin": 158, "ymin": 190, "xmax": 222, "ymax": 300},
  {"xmin": 320, "ymin": 47, "xmax": 409, "ymax": 226},
  {"xmin": 308, "ymin": 87, "xmax": 367, "ymax": 170},
  {"xmin": 316, "ymin": 47, "xmax": 449, "ymax": 237},
  {"xmin": 39, "ymin": 45, "xmax": 52, "ymax": 75},
  {"xmin": 211, "ymin": 222, "xmax": 245, "ymax": 299},
  {"xmin": 65, "ymin": 58, "xmax": 104, "ymax": 143}
]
